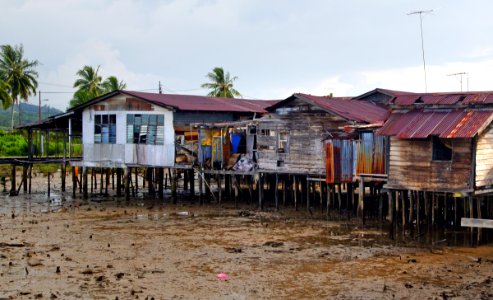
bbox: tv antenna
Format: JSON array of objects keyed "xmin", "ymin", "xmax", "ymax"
[
  {"xmin": 408, "ymin": 9, "xmax": 433, "ymax": 92},
  {"xmin": 447, "ymin": 72, "xmax": 468, "ymax": 92}
]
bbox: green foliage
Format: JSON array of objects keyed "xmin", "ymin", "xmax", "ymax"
[
  {"xmin": 0, "ymin": 129, "xmax": 28, "ymax": 156},
  {"xmin": 0, "ymin": 44, "xmax": 39, "ymax": 130},
  {"xmin": 201, "ymin": 67, "xmax": 241, "ymax": 98},
  {"xmin": 70, "ymin": 65, "xmax": 126, "ymax": 108},
  {"xmin": 0, "ymin": 80, "xmax": 12, "ymax": 109}
]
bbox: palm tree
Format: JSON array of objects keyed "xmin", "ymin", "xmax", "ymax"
[
  {"xmin": 0, "ymin": 80, "xmax": 12, "ymax": 109},
  {"xmin": 69, "ymin": 89, "xmax": 92, "ymax": 108},
  {"xmin": 0, "ymin": 44, "xmax": 39, "ymax": 130},
  {"xmin": 201, "ymin": 67, "xmax": 242, "ymax": 98},
  {"xmin": 73, "ymin": 65, "xmax": 103, "ymax": 98},
  {"xmin": 102, "ymin": 76, "xmax": 126, "ymax": 93}
]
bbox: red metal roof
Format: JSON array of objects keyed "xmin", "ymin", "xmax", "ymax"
[
  {"xmin": 296, "ymin": 93, "xmax": 390, "ymax": 123},
  {"xmin": 122, "ymin": 91, "xmax": 278, "ymax": 113},
  {"xmin": 378, "ymin": 109, "xmax": 493, "ymax": 139},
  {"xmin": 391, "ymin": 91, "xmax": 493, "ymax": 106}
]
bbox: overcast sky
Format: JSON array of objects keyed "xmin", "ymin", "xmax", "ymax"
[{"xmin": 2, "ymin": 0, "xmax": 493, "ymax": 110}]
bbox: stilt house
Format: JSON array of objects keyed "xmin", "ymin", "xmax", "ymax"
[
  {"xmin": 378, "ymin": 91, "xmax": 493, "ymax": 195},
  {"xmin": 66, "ymin": 90, "xmax": 276, "ymax": 168},
  {"xmin": 255, "ymin": 93, "xmax": 390, "ymax": 181}
]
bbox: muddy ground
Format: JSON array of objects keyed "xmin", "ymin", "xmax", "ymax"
[{"xmin": 0, "ymin": 173, "xmax": 492, "ymax": 299}]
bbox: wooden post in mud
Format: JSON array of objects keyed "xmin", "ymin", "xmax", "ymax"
[
  {"xmin": 157, "ymin": 168, "xmax": 164, "ymax": 199},
  {"xmin": 357, "ymin": 177, "xmax": 364, "ymax": 220},
  {"xmin": 326, "ymin": 184, "xmax": 331, "ymax": 217},
  {"xmin": 424, "ymin": 192, "xmax": 429, "ymax": 225},
  {"xmin": 72, "ymin": 167, "xmax": 77, "ymax": 198},
  {"xmin": 171, "ymin": 168, "xmax": 177, "ymax": 204},
  {"xmin": 432, "ymin": 192, "xmax": 436, "ymax": 226},
  {"xmin": 61, "ymin": 163, "xmax": 66, "ymax": 192},
  {"xmin": 22, "ymin": 164, "xmax": 28, "ymax": 193},
  {"xmin": 416, "ymin": 191, "xmax": 421, "ymax": 233},
  {"xmin": 409, "ymin": 190, "xmax": 414, "ymax": 229},
  {"xmin": 198, "ymin": 167, "xmax": 204, "ymax": 205},
  {"xmin": 83, "ymin": 167, "xmax": 88, "ymax": 199},
  {"xmin": 135, "ymin": 168, "xmax": 139, "ymax": 195},
  {"xmin": 47, "ymin": 172, "xmax": 51, "ymax": 198},
  {"xmin": 401, "ymin": 191, "xmax": 406, "ymax": 227},
  {"xmin": 275, "ymin": 174, "xmax": 279, "ymax": 211},
  {"xmin": 217, "ymin": 175, "xmax": 222, "ymax": 204},
  {"xmin": 337, "ymin": 183, "xmax": 342, "ymax": 212},
  {"xmin": 189, "ymin": 169, "xmax": 195, "ymax": 198},
  {"xmin": 147, "ymin": 168, "xmax": 155, "ymax": 197},
  {"xmin": 99, "ymin": 168, "xmax": 103, "ymax": 194},
  {"xmin": 283, "ymin": 176, "xmax": 288, "ymax": 207},
  {"xmin": 293, "ymin": 176, "xmax": 297, "ymax": 211},
  {"xmin": 116, "ymin": 168, "xmax": 122, "ymax": 197},
  {"xmin": 306, "ymin": 176, "xmax": 310, "ymax": 213},
  {"xmin": 258, "ymin": 173, "xmax": 263, "ymax": 210},
  {"xmin": 9, "ymin": 164, "xmax": 17, "ymax": 196},
  {"xmin": 105, "ymin": 168, "xmax": 110, "ymax": 195},
  {"xmin": 124, "ymin": 168, "xmax": 130, "ymax": 201}
]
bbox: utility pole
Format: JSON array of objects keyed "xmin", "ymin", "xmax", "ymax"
[
  {"xmin": 38, "ymin": 90, "xmax": 41, "ymax": 122},
  {"xmin": 158, "ymin": 81, "xmax": 162, "ymax": 94},
  {"xmin": 447, "ymin": 72, "xmax": 468, "ymax": 92},
  {"xmin": 408, "ymin": 9, "xmax": 433, "ymax": 92}
]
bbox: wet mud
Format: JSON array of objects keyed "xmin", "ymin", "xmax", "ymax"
[{"xmin": 0, "ymin": 174, "xmax": 492, "ymax": 299}]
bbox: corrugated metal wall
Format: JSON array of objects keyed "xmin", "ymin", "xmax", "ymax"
[
  {"xmin": 356, "ymin": 132, "xmax": 387, "ymax": 175},
  {"xmin": 326, "ymin": 139, "xmax": 355, "ymax": 183}
]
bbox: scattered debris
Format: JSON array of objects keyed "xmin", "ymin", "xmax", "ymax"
[
  {"xmin": 224, "ymin": 247, "xmax": 242, "ymax": 253},
  {"xmin": 263, "ymin": 241, "xmax": 284, "ymax": 248},
  {"xmin": 216, "ymin": 273, "xmax": 229, "ymax": 281}
]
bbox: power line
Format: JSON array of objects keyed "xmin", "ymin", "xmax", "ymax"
[{"xmin": 408, "ymin": 9, "xmax": 433, "ymax": 92}]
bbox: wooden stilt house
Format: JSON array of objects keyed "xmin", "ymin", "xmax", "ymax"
[{"xmin": 256, "ymin": 93, "xmax": 390, "ymax": 180}]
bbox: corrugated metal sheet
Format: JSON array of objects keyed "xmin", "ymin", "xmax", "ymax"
[
  {"xmin": 123, "ymin": 90, "xmax": 277, "ymax": 113},
  {"xmin": 296, "ymin": 93, "xmax": 390, "ymax": 124},
  {"xmin": 378, "ymin": 110, "xmax": 493, "ymax": 139},
  {"xmin": 326, "ymin": 139, "xmax": 355, "ymax": 183},
  {"xmin": 356, "ymin": 132, "xmax": 386, "ymax": 175},
  {"xmin": 391, "ymin": 92, "xmax": 493, "ymax": 106}
]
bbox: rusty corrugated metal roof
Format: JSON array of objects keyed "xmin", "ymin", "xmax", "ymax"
[
  {"xmin": 295, "ymin": 93, "xmax": 390, "ymax": 123},
  {"xmin": 378, "ymin": 110, "xmax": 493, "ymax": 139},
  {"xmin": 391, "ymin": 91, "xmax": 493, "ymax": 106},
  {"xmin": 123, "ymin": 91, "xmax": 278, "ymax": 113}
]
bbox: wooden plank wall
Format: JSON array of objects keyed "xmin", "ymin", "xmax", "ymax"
[
  {"xmin": 257, "ymin": 98, "xmax": 346, "ymax": 174},
  {"xmin": 476, "ymin": 123, "xmax": 493, "ymax": 187},
  {"xmin": 387, "ymin": 137, "xmax": 472, "ymax": 191}
]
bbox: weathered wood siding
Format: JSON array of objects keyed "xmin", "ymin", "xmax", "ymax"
[
  {"xmin": 475, "ymin": 123, "xmax": 493, "ymax": 187},
  {"xmin": 257, "ymin": 98, "xmax": 347, "ymax": 175},
  {"xmin": 387, "ymin": 137, "xmax": 472, "ymax": 192}
]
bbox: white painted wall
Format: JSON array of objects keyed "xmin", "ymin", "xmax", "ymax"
[{"xmin": 82, "ymin": 95, "xmax": 175, "ymax": 167}]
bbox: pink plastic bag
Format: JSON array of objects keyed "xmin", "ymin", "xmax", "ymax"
[{"xmin": 216, "ymin": 273, "xmax": 229, "ymax": 281}]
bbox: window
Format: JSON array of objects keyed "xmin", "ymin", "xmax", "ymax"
[
  {"xmin": 432, "ymin": 136, "xmax": 452, "ymax": 161},
  {"xmin": 94, "ymin": 114, "xmax": 116, "ymax": 144},
  {"xmin": 127, "ymin": 114, "xmax": 164, "ymax": 145},
  {"xmin": 277, "ymin": 130, "xmax": 289, "ymax": 153}
]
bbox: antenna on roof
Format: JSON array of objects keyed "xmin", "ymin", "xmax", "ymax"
[
  {"xmin": 158, "ymin": 81, "xmax": 162, "ymax": 94},
  {"xmin": 447, "ymin": 72, "xmax": 468, "ymax": 92},
  {"xmin": 408, "ymin": 9, "xmax": 433, "ymax": 93}
]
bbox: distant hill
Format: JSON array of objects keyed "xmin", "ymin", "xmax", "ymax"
[{"xmin": 0, "ymin": 102, "xmax": 64, "ymax": 130}]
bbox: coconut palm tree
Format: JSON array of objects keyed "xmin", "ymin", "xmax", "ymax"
[
  {"xmin": 69, "ymin": 89, "xmax": 92, "ymax": 108},
  {"xmin": 102, "ymin": 76, "xmax": 126, "ymax": 93},
  {"xmin": 201, "ymin": 67, "xmax": 241, "ymax": 98},
  {"xmin": 73, "ymin": 65, "xmax": 103, "ymax": 98},
  {"xmin": 0, "ymin": 44, "xmax": 39, "ymax": 130},
  {"xmin": 0, "ymin": 80, "xmax": 12, "ymax": 110}
]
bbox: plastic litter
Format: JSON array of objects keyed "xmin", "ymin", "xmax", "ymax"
[{"xmin": 216, "ymin": 273, "xmax": 229, "ymax": 281}]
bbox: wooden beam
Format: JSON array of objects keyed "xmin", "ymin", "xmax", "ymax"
[{"xmin": 461, "ymin": 218, "xmax": 493, "ymax": 228}]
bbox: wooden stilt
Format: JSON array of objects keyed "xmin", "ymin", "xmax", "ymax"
[
  {"xmin": 72, "ymin": 167, "xmax": 77, "ymax": 198},
  {"xmin": 10, "ymin": 164, "xmax": 17, "ymax": 196},
  {"xmin": 319, "ymin": 181, "xmax": 323, "ymax": 213},
  {"xmin": 294, "ymin": 176, "xmax": 298, "ymax": 211},
  {"xmin": 357, "ymin": 178, "xmax": 364, "ymax": 220},
  {"xmin": 401, "ymin": 191, "xmax": 406, "ymax": 227},
  {"xmin": 83, "ymin": 167, "xmax": 88, "ymax": 199},
  {"xmin": 379, "ymin": 188, "xmax": 384, "ymax": 222},
  {"xmin": 337, "ymin": 183, "xmax": 342, "ymax": 213},
  {"xmin": 158, "ymin": 168, "xmax": 164, "ymax": 199},
  {"xmin": 416, "ymin": 191, "xmax": 421, "ymax": 233},
  {"xmin": 124, "ymin": 168, "xmax": 130, "ymax": 201},
  {"xmin": 218, "ymin": 175, "xmax": 222, "ymax": 204},
  {"xmin": 116, "ymin": 168, "xmax": 122, "ymax": 197},
  {"xmin": 47, "ymin": 172, "xmax": 51, "ymax": 198},
  {"xmin": 111, "ymin": 169, "xmax": 115, "ymax": 190},
  {"xmin": 28, "ymin": 164, "xmax": 32, "ymax": 194},
  {"xmin": 61, "ymin": 163, "xmax": 66, "ymax": 192},
  {"xmin": 135, "ymin": 168, "xmax": 139, "ymax": 195},
  {"xmin": 424, "ymin": 192, "xmax": 429, "ymax": 225},
  {"xmin": 432, "ymin": 192, "xmax": 436, "ymax": 226},
  {"xmin": 171, "ymin": 168, "xmax": 177, "ymax": 204},
  {"xmin": 283, "ymin": 176, "xmax": 287, "ymax": 207},
  {"xmin": 275, "ymin": 174, "xmax": 279, "ymax": 211},
  {"xmin": 326, "ymin": 184, "xmax": 331, "ymax": 218},
  {"xmin": 388, "ymin": 191, "xmax": 395, "ymax": 239},
  {"xmin": 306, "ymin": 176, "xmax": 310, "ymax": 213},
  {"xmin": 409, "ymin": 190, "xmax": 414, "ymax": 229},
  {"xmin": 198, "ymin": 167, "xmax": 204, "ymax": 205},
  {"xmin": 99, "ymin": 168, "xmax": 104, "ymax": 194},
  {"xmin": 258, "ymin": 173, "xmax": 263, "ymax": 210},
  {"xmin": 22, "ymin": 164, "xmax": 28, "ymax": 193}
]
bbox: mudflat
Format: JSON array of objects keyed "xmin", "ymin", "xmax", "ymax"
[{"xmin": 0, "ymin": 173, "xmax": 492, "ymax": 299}]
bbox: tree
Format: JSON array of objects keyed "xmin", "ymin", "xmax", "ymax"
[
  {"xmin": 0, "ymin": 44, "xmax": 39, "ymax": 130},
  {"xmin": 73, "ymin": 65, "xmax": 103, "ymax": 98},
  {"xmin": 69, "ymin": 89, "xmax": 92, "ymax": 108},
  {"xmin": 102, "ymin": 76, "xmax": 126, "ymax": 93},
  {"xmin": 201, "ymin": 67, "xmax": 241, "ymax": 98},
  {"xmin": 0, "ymin": 80, "xmax": 12, "ymax": 109}
]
